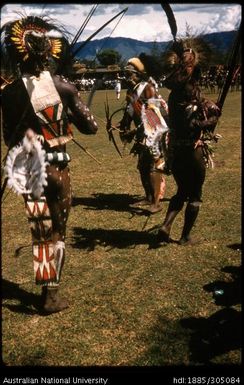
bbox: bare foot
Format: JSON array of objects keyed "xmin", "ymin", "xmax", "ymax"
[
  {"xmin": 157, "ymin": 228, "xmax": 170, "ymax": 243},
  {"xmin": 148, "ymin": 203, "xmax": 163, "ymax": 214},
  {"xmin": 178, "ymin": 237, "xmax": 199, "ymax": 246},
  {"xmin": 130, "ymin": 198, "xmax": 151, "ymax": 207}
]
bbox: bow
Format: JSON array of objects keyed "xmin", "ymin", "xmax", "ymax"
[
  {"xmin": 161, "ymin": 3, "xmax": 177, "ymax": 42},
  {"xmin": 72, "ymin": 7, "xmax": 128, "ymax": 58},
  {"xmin": 104, "ymin": 94, "xmax": 125, "ymax": 158},
  {"xmin": 70, "ymin": 4, "xmax": 98, "ymax": 50}
]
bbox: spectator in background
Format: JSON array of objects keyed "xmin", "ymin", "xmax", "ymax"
[{"xmin": 115, "ymin": 73, "xmax": 122, "ymax": 100}]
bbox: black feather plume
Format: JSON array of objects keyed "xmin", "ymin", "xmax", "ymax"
[
  {"xmin": 139, "ymin": 53, "xmax": 165, "ymax": 79},
  {"xmin": 161, "ymin": 4, "xmax": 177, "ymax": 41}
]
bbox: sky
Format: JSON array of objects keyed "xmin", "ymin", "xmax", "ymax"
[{"xmin": 0, "ymin": 3, "xmax": 242, "ymax": 43}]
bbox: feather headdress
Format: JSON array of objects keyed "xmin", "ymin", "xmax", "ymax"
[
  {"xmin": 163, "ymin": 36, "xmax": 213, "ymax": 70},
  {"xmin": 1, "ymin": 15, "xmax": 71, "ymax": 76},
  {"xmin": 125, "ymin": 53, "xmax": 165, "ymax": 80}
]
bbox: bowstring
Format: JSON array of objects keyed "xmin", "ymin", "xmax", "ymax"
[{"xmin": 89, "ymin": 10, "xmax": 127, "ymax": 68}]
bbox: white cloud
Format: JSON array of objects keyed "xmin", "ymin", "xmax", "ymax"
[
  {"xmin": 203, "ymin": 5, "xmax": 241, "ymax": 33},
  {"xmin": 0, "ymin": 3, "xmax": 241, "ymax": 42}
]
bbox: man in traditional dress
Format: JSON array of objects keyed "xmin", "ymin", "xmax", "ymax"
[
  {"xmin": 157, "ymin": 41, "xmax": 221, "ymax": 245},
  {"xmin": 118, "ymin": 53, "xmax": 169, "ymax": 214},
  {"xmin": 2, "ymin": 16, "xmax": 98, "ymax": 314}
]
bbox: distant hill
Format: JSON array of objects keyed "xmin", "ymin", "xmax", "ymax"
[{"xmin": 73, "ymin": 30, "xmax": 237, "ymax": 62}]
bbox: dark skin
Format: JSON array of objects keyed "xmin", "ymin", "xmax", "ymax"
[
  {"xmin": 2, "ymin": 75, "xmax": 98, "ymax": 148},
  {"xmin": 2, "ymin": 72, "xmax": 98, "ymax": 245},
  {"xmin": 1, "ymin": 21, "xmax": 98, "ymax": 308},
  {"xmin": 167, "ymin": 80, "xmax": 219, "ymax": 203},
  {"xmin": 159, "ymin": 58, "xmax": 220, "ymax": 244},
  {"xmin": 119, "ymin": 79, "xmax": 167, "ymax": 211}
]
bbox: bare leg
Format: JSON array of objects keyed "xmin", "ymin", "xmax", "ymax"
[
  {"xmin": 148, "ymin": 170, "xmax": 164, "ymax": 214},
  {"xmin": 158, "ymin": 195, "xmax": 184, "ymax": 242},
  {"xmin": 178, "ymin": 202, "xmax": 200, "ymax": 245},
  {"xmin": 41, "ymin": 163, "xmax": 72, "ymax": 313}
]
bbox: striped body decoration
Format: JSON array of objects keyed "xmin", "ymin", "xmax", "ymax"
[
  {"xmin": 53, "ymin": 241, "xmax": 65, "ymax": 283},
  {"xmin": 25, "ymin": 195, "xmax": 59, "ymax": 285},
  {"xmin": 33, "ymin": 241, "xmax": 57, "ymax": 284},
  {"xmin": 141, "ymin": 105, "xmax": 168, "ymax": 159},
  {"xmin": 144, "ymin": 107, "xmax": 162, "ymax": 129},
  {"xmin": 132, "ymin": 100, "xmax": 143, "ymax": 117},
  {"xmin": 45, "ymin": 152, "xmax": 71, "ymax": 164},
  {"xmin": 37, "ymin": 103, "xmax": 73, "ymax": 142},
  {"xmin": 22, "ymin": 71, "xmax": 73, "ymax": 145},
  {"xmin": 25, "ymin": 196, "xmax": 50, "ymax": 217},
  {"xmin": 25, "ymin": 197, "xmax": 52, "ymax": 241}
]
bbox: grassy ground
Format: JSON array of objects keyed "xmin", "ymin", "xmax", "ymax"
[{"xmin": 1, "ymin": 88, "xmax": 241, "ymax": 369}]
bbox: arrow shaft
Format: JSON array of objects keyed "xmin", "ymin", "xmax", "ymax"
[
  {"xmin": 72, "ymin": 7, "xmax": 128, "ymax": 57},
  {"xmin": 71, "ymin": 5, "xmax": 98, "ymax": 48},
  {"xmin": 71, "ymin": 137, "xmax": 101, "ymax": 164}
]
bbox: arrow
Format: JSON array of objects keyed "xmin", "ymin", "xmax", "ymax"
[
  {"xmin": 71, "ymin": 4, "xmax": 98, "ymax": 48},
  {"xmin": 72, "ymin": 7, "xmax": 128, "ymax": 58}
]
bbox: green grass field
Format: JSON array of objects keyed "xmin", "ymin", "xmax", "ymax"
[{"xmin": 1, "ymin": 88, "xmax": 241, "ymax": 368}]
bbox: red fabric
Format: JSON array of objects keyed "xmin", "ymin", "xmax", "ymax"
[{"xmin": 145, "ymin": 108, "xmax": 161, "ymax": 128}]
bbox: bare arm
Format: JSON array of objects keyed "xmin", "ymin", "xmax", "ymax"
[{"xmin": 53, "ymin": 75, "xmax": 98, "ymax": 135}]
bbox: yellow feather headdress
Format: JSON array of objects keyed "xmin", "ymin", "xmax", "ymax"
[{"xmin": 2, "ymin": 16, "xmax": 70, "ymax": 74}]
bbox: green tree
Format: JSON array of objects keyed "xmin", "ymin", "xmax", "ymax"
[{"xmin": 96, "ymin": 49, "xmax": 121, "ymax": 66}]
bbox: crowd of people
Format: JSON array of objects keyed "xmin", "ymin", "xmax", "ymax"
[
  {"xmin": 73, "ymin": 77, "xmax": 96, "ymax": 91},
  {"xmin": 1, "ymin": 14, "xmax": 228, "ymax": 314},
  {"xmin": 71, "ymin": 64, "xmax": 241, "ymax": 95},
  {"xmin": 198, "ymin": 66, "xmax": 241, "ymax": 94}
]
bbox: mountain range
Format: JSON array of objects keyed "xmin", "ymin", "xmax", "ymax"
[{"xmin": 73, "ymin": 30, "xmax": 237, "ymax": 62}]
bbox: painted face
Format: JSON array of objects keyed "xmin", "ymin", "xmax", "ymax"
[{"xmin": 182, "ymin": 50, "xmax": 196, "ymax": 75}]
